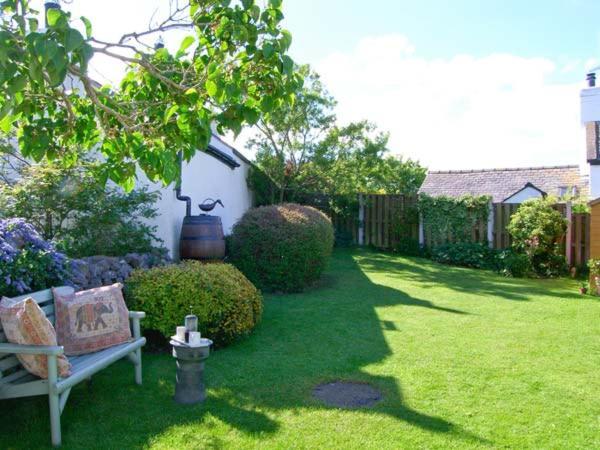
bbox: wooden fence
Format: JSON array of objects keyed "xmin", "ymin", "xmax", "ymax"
[
  {"xmin": 330, "ymin": 194, "xmax": 591, "ymax": 268},
  {"xmin": 361, "ymin": 194, "xmax": 419, "ymax": 248}
]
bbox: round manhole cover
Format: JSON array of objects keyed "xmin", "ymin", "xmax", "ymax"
[{"xmin": 313, "ymin": 381, "xmax": 382, "ymax": 409}]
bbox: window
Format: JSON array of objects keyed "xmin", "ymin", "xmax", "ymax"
[{"xmin": 558, "ymin": 186, "xmax": 568, "ymax": 197}]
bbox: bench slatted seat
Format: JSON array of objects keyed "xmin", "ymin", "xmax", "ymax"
[{"xmin": 0, "ymin": 287, "xmax": 146, "ymax": 447}]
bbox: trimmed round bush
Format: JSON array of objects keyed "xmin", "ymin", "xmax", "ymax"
[
  {"xmin": 124, "ymin": 261, "xmax": 263, "ymax": 346},
  {"xmin": 229, "ymin": 203, "xmax": 334, "ymax": 292}
]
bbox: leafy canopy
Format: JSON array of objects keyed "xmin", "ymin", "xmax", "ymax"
[
  {"xmin": 0, "ymin": 0, "xmax": 301, "ymax": 189},
  {"xmin": 0, "ymin": 157, "xmax": 163, "ymax": 258},
  {"xmin": 247, "ymin": 65, "xmax": 426, "ymax": 205}
]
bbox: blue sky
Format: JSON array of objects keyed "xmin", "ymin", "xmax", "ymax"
[
  {"xmin": 284, "ymin": 0, "xmax": 600, "ymax": 83},
  {"xmin": 41, "ymin": 1, "xmax": 600, "ymax": 170}
]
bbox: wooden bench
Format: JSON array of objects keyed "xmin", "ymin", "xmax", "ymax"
[{"xmin": 0, "ymin": 287, "xmax": 146, "ymax": 447}]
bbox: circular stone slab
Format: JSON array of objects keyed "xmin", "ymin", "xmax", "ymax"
[{"xmin": 313, "ymin": 381, "xmax": 383, "ymax": 409}]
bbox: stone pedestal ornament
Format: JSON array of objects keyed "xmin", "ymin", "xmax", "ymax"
[{"xmin": 171, "ymin": 338, "xmax": 213, "ymax": 404}]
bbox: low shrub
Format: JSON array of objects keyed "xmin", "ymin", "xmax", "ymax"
[
  {"xmin": 497, "ymin": 249, "xmax": 530, "ymax": 278},
  {"xmin": 507, "ymin": 197, "xmax": 567, "ymax": 277},
  {"xmin": 229, "ymin": 203, "xmax": 334, "ymax": 292},
  {"xmin": 0, "ymin": 218, "xmax": 69, "ymax": 296},
  {"xmin": 0, "ymin": 160, "xmax": 163, "ymax": 258},
  {"xmin": 392, "ymin": 238, "xmax": 426, "ymax": 257},
  {"xmin": 124, "ymin": 261, "xmax": 263, "ymax": 346},
  {"xmin": 431, "ymin": 242, "xmax": 498, "ymax": 270}
]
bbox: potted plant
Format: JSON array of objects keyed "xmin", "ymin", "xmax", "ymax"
[{"xmin": 587, "ymin": 258, "xmax": 600, "ymax": 295}]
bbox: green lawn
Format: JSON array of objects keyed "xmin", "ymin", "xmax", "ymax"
[{"xmin": 2, "ymin": 249, "xmax": 599, "ymax": 449}]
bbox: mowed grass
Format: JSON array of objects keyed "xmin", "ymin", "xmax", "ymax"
[{"xmin": 1, "ymin": 248, "xmax": 599, "ymax": 449}]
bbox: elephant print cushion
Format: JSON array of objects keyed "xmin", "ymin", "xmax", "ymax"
[
  {"xmin": 0, "ymin": 296, "xmax": 71, "ymax": 379},
  {"xmin": 53, "ymin": 284, "xmax": 132, "ymax": 356}
]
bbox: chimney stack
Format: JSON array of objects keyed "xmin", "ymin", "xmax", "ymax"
[{"xmin": 582, "ymin": 70, "xmax": 600, "ymax": 198}]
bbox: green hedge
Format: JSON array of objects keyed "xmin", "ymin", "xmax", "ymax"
[
  {"xmin": 229, "ymin": 203, "xmax": 334, "ymax": 292},
  {"xmin": 431, "ymin": 242, "xmax": 530, "ymax": 278},
  {"xmin": 124, "ymin": 261, "xmax": 263, "ymax": 346}
]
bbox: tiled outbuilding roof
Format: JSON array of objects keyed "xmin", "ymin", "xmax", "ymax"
[{"xmin": 418, "ymin": 165, "xmax": 588, "ymax": 203}]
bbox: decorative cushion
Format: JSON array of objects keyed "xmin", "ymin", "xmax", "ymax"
[
  {"xmin": 53, "ymin": 284, "xmax": 132, "ymax": 356},
  {"xmin": 0, "ymin": 296, "xmax": 71, "ymax": 379}
]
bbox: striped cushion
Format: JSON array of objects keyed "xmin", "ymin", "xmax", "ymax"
[{"xmin": 0, "ymin": 297, "xmax": 71, "ymax": 379}]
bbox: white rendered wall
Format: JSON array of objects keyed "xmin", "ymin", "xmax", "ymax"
[
  {"xmin": 581, "ymin": 86, "xmax": 600, "ymax": 199},
  {"xmin": 503, "ymin": 186, "xmax": 545, "ymax": 204},
  {"xmin": 140, "ymin": 136, "xmax": 253, "ymax": 260},
  {"xmin": 581, "ymin": 87, "xmax": 600, "ymax": 124}
]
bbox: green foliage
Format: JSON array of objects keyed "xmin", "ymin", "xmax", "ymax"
[
  {"xmin": 124, "ymin": 261, "xmax": 263, "ymax": 346},
  {"xmin": 587, "ymin": 258, "xmax": 600, "ymax": 277},
  {"xmin": 496, "ymin": 249, "xmax": 531, "ymax": 278},
  {"xmin": 418, "ymin": 194, "xmax": 491, "ymax": 245},
  {"xmin": 430, "ymin": 243, "xmax": 531, "ymax": 277},
  {"xmin": 389, "ymin": 202, "xmax": 421, "ymax": 256},
  {"xmin": 0, "ymin": 0, "xmax": 301, "ymax": 188},
  {"xmin": 0, "ymin": 218, "xmax": 69, "ymax": 297},
  {"xmin": 246, "ymin": 165, "xmax": 278, "ymax": 206},
  {"xmin": 507, "ymin": 197, "xmax": 567, "ymax": 277},
  {"xmin": 0, "ymin": 159, "xmax": 162, "ymax": 257},
  {"xmin": 431, "ymin": 242, "xmax": 499, "ymax": 270},
  {"xmin": 229, "ymin": 203, "xmax": 334, "ymax": 292}
]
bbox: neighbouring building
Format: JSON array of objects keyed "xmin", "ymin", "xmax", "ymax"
[
  {"xmin": 581, "ymin": 71, "xmax": 600, "ymax": 269},
  {"xmin": 418, "ymin": 166, "xmax": 588, "ymax": 203}
]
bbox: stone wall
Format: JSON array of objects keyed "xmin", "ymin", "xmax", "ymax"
[{"xmin": 69, "ymin": 252, "xmax": 170, "ymax": 291}]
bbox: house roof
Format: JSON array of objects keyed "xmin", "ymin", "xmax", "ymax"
[{"xmin": 418, "ymin": 165, "xmax": 589, "ymax": 203}]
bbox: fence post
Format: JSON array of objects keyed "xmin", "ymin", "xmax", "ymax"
[
  {"xmin": 487, "ymin": 200, "xmax": 494, "ymax": 248},
  {"xmin": 418, "ymin": 212, "xmax": 425, "ymax": 247},
  {"xmin": 358, "ymin": 194, "xmax": 365, "ymax": 246},
  {"xmin": 566, "ymin": 201, "xmax": 573, "ymax": 267}
]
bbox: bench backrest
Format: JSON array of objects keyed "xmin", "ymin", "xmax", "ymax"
[{"xmin": 0, "ymin": 288, "xmax": 59, "ymax": 379}]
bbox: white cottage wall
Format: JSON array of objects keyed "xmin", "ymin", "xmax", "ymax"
[{"xmin": 141, "ymin": 138, "xmax": 253, "ymax": 261}]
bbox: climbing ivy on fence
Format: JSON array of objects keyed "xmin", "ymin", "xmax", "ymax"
[{"xmin": 418, "ymin": 194, "xmax": 491, "ymax": 245}]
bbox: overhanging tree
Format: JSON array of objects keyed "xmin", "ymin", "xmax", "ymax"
[{"xmin": 0, "ymin": 0, "xmax": 301, "ymax": 189}]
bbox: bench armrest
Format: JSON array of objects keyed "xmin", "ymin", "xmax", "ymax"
[
  {"xmin": 0, "ymin": 343, "xmax": 64, "ymax": 356},
  {"xmin": 128, "ymin": 311, "xmax": 145, "ymax": 339},
  {"xmin": 128, "ymin": 311, "xmax": 146, "ymax": 320}
]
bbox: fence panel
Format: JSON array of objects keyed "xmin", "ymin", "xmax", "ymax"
[
  {"xmin": 328, "ymin": 196, "xmax": 590, "ymax": 268},
  {"xmin": 570, "ymin": 213, "xmax": 590, "ymax": 267}
]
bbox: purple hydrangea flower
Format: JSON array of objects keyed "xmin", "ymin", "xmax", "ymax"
[{"xmin": 0, "ymin": 218, "xmax": 70, "ymax": 296}]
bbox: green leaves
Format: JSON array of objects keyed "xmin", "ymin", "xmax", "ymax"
[
  {"xmin": 64, "ymin": 29, "xmax": 84, "ymax": 52},
  {"xmin": 262, "ymin": 42, "xmax": 275, "ymax": 58},
  {"xmin": 205, "ymin": 79, "xmax": 218, "ymax": 98},
  {"xmin": 46, "ymin": 8, "xmax": 66, "ymax": 28},
  {"xmin": 0, "ymin": 0, "xmax": 300, "ymax": 190},
  {"xmin": 80, "ymin": 16, "xmax": 92, "ymax": 39},
  {"xmin": 178, "ymin": 35, "xmax": 195, "ymax": 54}
]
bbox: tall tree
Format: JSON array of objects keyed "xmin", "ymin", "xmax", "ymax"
[
  {"xmin": 248, "ymin": 66, "xmax": 426, "ymax": 203},
  {"xmin": 247, "ymin": 65, "xmax": 335, "ymax": 201},
  {"xmin": 0, "ymin": 0, "xmax": 301, "ymax": 188}
]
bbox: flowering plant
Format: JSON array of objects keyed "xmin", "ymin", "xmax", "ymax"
[{"xmin": 0, "ymin": 218, "xmax": 69, "ymax": 296}]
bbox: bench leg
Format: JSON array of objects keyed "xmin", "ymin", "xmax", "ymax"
[
  {"xmin": 134, "ymin": 348, "xmax": 142, "ymax": 385},
  {"xmin": 47, "ymin": 355, "xmax": 62, "ymax": 447}
]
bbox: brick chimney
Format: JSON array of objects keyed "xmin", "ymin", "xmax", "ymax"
[{"xmin": 581, "ymin": 71, "xmax": 600, "ymax": 198}]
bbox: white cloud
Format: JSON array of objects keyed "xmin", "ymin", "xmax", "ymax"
[{"xmin": 314, "ymin": 34, "xmax": 587, "ymax": 172}]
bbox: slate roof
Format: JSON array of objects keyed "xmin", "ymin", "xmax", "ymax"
[{"xmin": 418, "ymin": 165, "xmax": 589, "ymax": 203}]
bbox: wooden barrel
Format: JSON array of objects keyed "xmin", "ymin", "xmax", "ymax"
[{"xmin": 179, "ymin": 215, "xmax": 225, "ymax": 260}]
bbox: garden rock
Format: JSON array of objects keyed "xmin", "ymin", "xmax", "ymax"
[{"xmin": 68, "ymin": 251, "xmax": 170, "ymax": 291}]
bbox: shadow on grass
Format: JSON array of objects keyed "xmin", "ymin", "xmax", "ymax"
[
  {"xmin": 0, "ymin": 248, "xmax": 490, "ymax": 449},
  {"xmin": 354, "ymin": 250, "xmax": 580, "ymax": 302}
]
